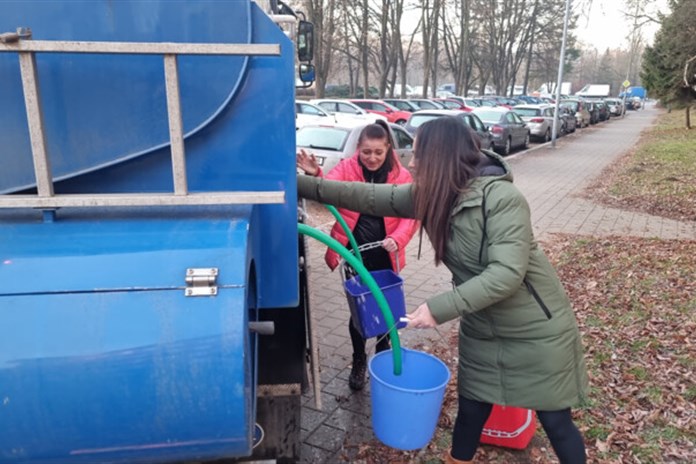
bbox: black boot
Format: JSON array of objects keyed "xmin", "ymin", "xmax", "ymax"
[
  {"xmin": 375, "ymin": 335, "xmax": 390, "ymax": 354},
  {"xmin": 348, "ymin": 353, "xmax": 367, "ymax": 391}
]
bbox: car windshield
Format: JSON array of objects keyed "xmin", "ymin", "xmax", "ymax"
[
  {"xmin": 561, "ymin": 101, "xmax": 579, "ymax": 111},
  {"xmin": 514, "ymin": 108, "xmax": 541, "ymax": 117},
  {"xmin": 296, "ymin": 127, "xmax": 349, "ymax": 151},
  {"xmin": 408, "ymin": 114, "xmax": 443, "ymax": 128},
  {"xmin": 413, "ymin": 100, "xmax": 438, "ymax": 109},
  {"xmin": 474, "ymin": 110, "xmax": 503, "ymax": 123},
  {"xmin": 478, "ymin": 100, "xmax": 497, "ymax": 107}
]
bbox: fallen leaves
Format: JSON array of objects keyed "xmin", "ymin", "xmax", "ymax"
[{"xmin": 345, "ymin": 235, "xmax": 695, "ymax": 463}]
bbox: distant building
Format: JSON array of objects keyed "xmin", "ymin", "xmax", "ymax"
[{"xmin": 575, "ymin": 84, "xmax": 611, "ymax": 98}]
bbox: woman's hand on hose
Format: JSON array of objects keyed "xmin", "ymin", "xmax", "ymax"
[
  {"xmin": 381, "ymin": 237, "xmax": 398, "ymax": 253},
  {"xmin": 406, "ymin": 303, "xmax": 438, "ymax": 329},
  {"xmin": 296, "ymin": 149, "xmax": 320, "ymax": 176}
]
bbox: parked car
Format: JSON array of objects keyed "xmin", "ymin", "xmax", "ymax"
[
  {"xmin": 470, "ymin": 98, "xmax": 498, "ymax": 107},
  {"xmin": 626, "ymin": 96, "xmax": 642, "ymax": 110},
  {"xmin": 560, "ymin": 98, "xmax": 591, "ymax": 128},
  {"xmin": 403, "ymin": 109, "xmax": 492, "ymax": 150},
  {"xmin": 472, "ymin": 107, "xmax": 530, "ymax": 156},
  {"xmin": 557, "ymin": 106, "xmax": 577, "ymax": 134},
  {"xmin": 408, "ymin": 98, "xmax": 446, "ymax": 110},
  {"xmin": 382, "ymin": 98, "xmax": 420, "ymax": 112},
  {"xmin": 309, "ymin": 99, "xmax": 387, "ymax": 125},
  {"xmin": 603, "ymin": 98, "xmax": 624, "ymax": 117},
  {"xmin": 516, "ymin": 95, "xmax": 543, "ymax": 104},
  {"xmin": 512, "ymin": 104, "xmax": 561, "ymax": 142},
  {"xmin": 480, "ymin": 96, "xmax": 515, "ymax": 109},
  {"xmin": 433, "ymin": 98, "xmax": 476, "ymax": 112},
  {"xmin": 585, "ymin": 101, "xmax": 600, "ymax": 125},
  {"xmin": 349, "ymin": 99, "xmax": 412, "ymax": 125},
  {"xmin": 446, "ymin": 96, "xmax": 482, "ymax": 109},
  {"xmin": 586, "ymin": 99, "xmax": 610, "ymax": 122},
  {"xmin": 296, "ymin": 122, "xmax": 414, "ymax": 173},
  {"xmin": 295, "ymin": 101, "xmax": 335, "ymax": 130}
]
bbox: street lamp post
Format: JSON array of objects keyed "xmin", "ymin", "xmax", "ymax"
[{"xmin": 552, "ymin": 0, "xmax": 572, "ymax": 148}]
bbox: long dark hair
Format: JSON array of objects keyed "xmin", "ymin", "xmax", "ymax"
[{"xmin": 412, "ymin": 117, "xmax": 481, "ymax": 264}]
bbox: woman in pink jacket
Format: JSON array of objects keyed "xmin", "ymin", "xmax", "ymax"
[{"xmin": 297, "ymin": 121, "xmax": 418, "ymax": 390}]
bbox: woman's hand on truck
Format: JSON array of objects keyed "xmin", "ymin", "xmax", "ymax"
[
  {"xmin": 297, "ymin": 149, "xmax": 320, "ymax": 176},
  {"xmin": 405, "ymin": 303, "xmax": 438, "ymax": 329}
]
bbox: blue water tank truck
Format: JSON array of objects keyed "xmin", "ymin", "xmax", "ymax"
[{"xmin": 0, "ymin": 1, "xmax": 318, "ymax": 462}]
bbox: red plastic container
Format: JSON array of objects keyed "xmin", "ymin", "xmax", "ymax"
[{"xmin": 480, "ymin": 405, "xmax": 536, "ymax": 450}]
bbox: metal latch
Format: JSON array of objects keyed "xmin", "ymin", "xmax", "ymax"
[{"xmin": 185, "ymin": 268, "xmax": 218, "ymax": 297}]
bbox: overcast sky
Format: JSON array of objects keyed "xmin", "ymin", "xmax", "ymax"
[{"xmin": 574, "ymin": 0, "xmax": 667, "ymax": 49}]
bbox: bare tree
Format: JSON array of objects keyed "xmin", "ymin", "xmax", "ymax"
[
  {"xmin": 396, "ymin": 4, "xmax": 422, "ymax": 97},
  {"xmin": 303, "ymin": 0, "xmax": 337, "ymax": 98},
  {"xmin": 419, "ymin": 0, "xmax": 443, "ymax": 97}
]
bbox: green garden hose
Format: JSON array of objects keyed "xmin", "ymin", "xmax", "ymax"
[
  {"xmin": 324, "ymin": 204, "xmax": 362, "ymax": 264},
  {"xmin": 298, "ymin": 223, "xmax": 402, "ymax": 375}
]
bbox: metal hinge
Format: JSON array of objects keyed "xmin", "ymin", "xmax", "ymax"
[{"xmin": 185, "ymin": 268, "xmax": 218, "ymax": 297}]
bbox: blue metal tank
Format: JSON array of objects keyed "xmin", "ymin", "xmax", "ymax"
[{"xmin": 0, "ymin": 0, "xmax": 299, "ymax": 462}]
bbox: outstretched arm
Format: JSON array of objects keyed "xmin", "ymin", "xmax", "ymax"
[{"xmin": 297, "ymin": 175, "xmax": 416, "ymax": 219}]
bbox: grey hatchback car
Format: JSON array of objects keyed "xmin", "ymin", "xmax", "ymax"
[
  {"xmin": 472, "ymin": 107, "xmax": 530, "ymax": 156},
  {"xmin": 403, "ymin": 109, "xmax": 492, "ymax": 150}
]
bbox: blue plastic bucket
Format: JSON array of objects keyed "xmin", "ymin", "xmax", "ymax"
[
  {"xmin": 369, "ymin": 348, "xmax": 451, "ymax": 450},
  {"xmin": 343, "ymin": 269, "xmax": 406, "ymax": 338}
]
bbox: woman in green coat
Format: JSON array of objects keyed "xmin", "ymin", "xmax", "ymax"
[{"xmin": 297, "ymin": 117, "xmax": 588, "ymax": 464}]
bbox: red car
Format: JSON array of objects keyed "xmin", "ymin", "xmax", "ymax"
[{"xmin": 349, "ymin": 99, "xmax": 412, "ymax": 125}]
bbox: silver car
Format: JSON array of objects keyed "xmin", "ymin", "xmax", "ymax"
[
  {"xmin": 513, "ymin": 104, "xmax": 562, "ymax": 142},
  {"xmin": 296, "ymin": 122, "xmax": 414, "ymax": 173},
  {"xmin": 295, "ymin": 101, "xmax": 335, "ymax": 130},
  {"xmin": 309, "ymin": 99, "xmax": 387, "ymax": 125}
]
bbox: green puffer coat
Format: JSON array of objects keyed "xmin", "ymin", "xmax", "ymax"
[{"xmin": 298, "ymin": 151, "xmax": 588, "ymax": 411}]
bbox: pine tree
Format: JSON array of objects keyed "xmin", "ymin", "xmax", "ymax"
[{"xmin": 641, "ymin": 0, "xmax": 696, "ymax": 128}]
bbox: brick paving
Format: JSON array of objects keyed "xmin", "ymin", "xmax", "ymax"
[{"xmin": 299, "ymin": 104, "xmax": 695, "ymax": 463}]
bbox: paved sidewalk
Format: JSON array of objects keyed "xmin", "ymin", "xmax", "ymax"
[{"xmin": 299, "ymin": 104, "xmax": 695, "ymax": 462}]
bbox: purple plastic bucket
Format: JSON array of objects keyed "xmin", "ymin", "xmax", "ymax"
[{"xmin": 343, "ymin": 269, "xmax": 407, "ymax": 338}]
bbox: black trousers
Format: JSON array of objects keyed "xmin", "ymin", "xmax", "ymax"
[{"xmin": 451, "ymin": 396, "xmax": 586, "ymax": 463}]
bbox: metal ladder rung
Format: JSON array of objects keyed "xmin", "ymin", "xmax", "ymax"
[
  {"xmin": 0, "ymin": 40, "xmax": 280, "ymax": 56},
  {"xmin": 0, "ymin": 35, "xmax": 282, "ymax": 208},
  {"xmin": 0, "ymin": 192, "xmax": 285, "ymax": 209}
]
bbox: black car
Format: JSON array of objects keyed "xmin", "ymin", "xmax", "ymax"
[
  {"xmin": 404, "ymin": 109, "xmax": 492, "ymax": 150},
  {"xmin": 586, "ymin": 99, "xmax": 610, "ymax": 122}
]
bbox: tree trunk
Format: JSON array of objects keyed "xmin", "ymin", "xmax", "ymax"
[
  {"xmin": 687, "ymin": 106, "xmax": 692, "ymax": 129},
  {"xmin": 421, "ymin": 0, "xmax": 432, "ymax": 97},
  {"xmin": 361, "ymin": 0, "xmax": 369, "ymax": 98},
  {"xmin": 430, "ymin": 0, "xmax": 441, "ymax": 98},
  {"xmin": 305, "ymin": 0, "xmax": 336, "ymax": 98},
  {"xmin": 522, "ymin": 22, "xmax": 535, "ymax": 95}
]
